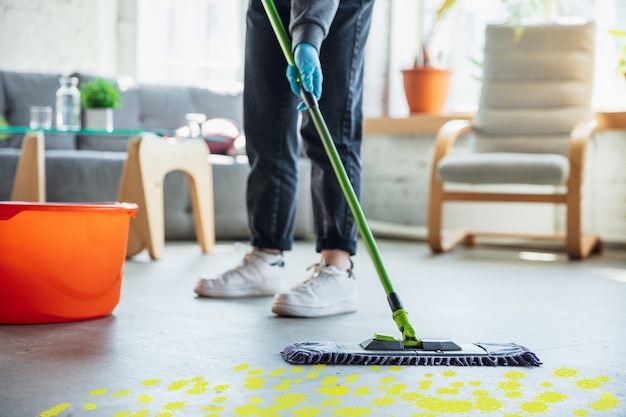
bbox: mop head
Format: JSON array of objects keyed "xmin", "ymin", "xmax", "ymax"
[{"xmin": 281, "ymin": 340, "xmax": 542, "ymax": 366}]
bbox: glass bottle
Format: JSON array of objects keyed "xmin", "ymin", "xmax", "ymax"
[{"xmin": 55, "ymin": 76, "xmax": 81, "ymax": 131}]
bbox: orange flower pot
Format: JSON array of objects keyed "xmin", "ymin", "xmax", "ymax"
[{"xmin": 402, "ymin": 67, "xmax": 453, "ymax": 114}]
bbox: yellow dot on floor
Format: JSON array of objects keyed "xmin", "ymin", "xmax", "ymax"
[
  {"xmin": 373, "ymin": 396, "xmax": 394, "ymax": 406},
  {"xmin": 380, "ymin": 376, "xmax": 395, "ymax": 384},
  {"xmin": 306, "ymin": 372, "xmax": 320, "ymax": 379},
  {"xmin": 505, "ymin": 391, "xmax": 523, "ymax": 399},
  {"xmin": 475, "ymin": 396, "xmax": 503, "ymax": 412},
  {"xmin": 114, "ymin": 389, "xmax": 131, "ymax": 397},
  {"xmin": 437, "ymin": 387, "xmax": 459, "ymax": 395},
  {"xmin": 168, "ymin": 379, "xmax": 189, "ymax": 391},
  {"xmin": 520, "ymin": 401, "xmax": 548, "ymax": 413},
  {"xmin": 442, "ymin": 370, "xmax": 457, "ymax": 377},
  {"xmin": 354, "ymin": 386, "xmax": 371, "ymax": 396},
  {"xmin": 138, "ymin": 395, "xmax": 153, "ymax": 404},
  {"xmin": 577, "ymin": 378, "xmax": 602, "ymax": 390},
  {"xmin": 248, "ymin": 368, "xmax": 263, "ymax": 375},
  {"xmin": 234, "ymin": 364, "xmax": 249, "ymax": 371},
  {"xmin": 573, "ymin": 409, "xmax": 590, "ymax": 416},
  {"xmin": 537, "ymin": 391, "xmax": 567, "ymax": 403},
  {"xmin": 270, "ymin": 368, "xmax": 286, "ymax": 377},
  {"xmin": 322, "ymin": 398, "xmax": 341, "ymax": 407},
  {"xmin": 387, "ymin": 383, "xmax": 407, "ymax": 395},
  {"xmin": 500, "ymin": 381, "xmax": 522, "ymax": 391},
  {"xmin": 554, "ymin": 367, "xmax": 577, "ymax": 378},
  {"xmin": 418, "ymin": 380, "xmax": 433, "ymax": 390},
  {"xmin": 294, "ymin": 406, "xmax": 321, "ymax": 417},
  {"xmin": 89, "ymin": 388, "xmax": 108, "ymax": 396},
  {"xmin": 332, "ymin": 406, "xmax": 372, "ymax": 416},
  {"xmin": 401, "ymin": 391, "xmax": 420, "ymax": 401},
  {"xmin": 142, "ymin": 379, "xmax": 160, "ymax": 386},
  {"xmin": 504, "ymin": 371, "xmax": 526, "ymax": 380},
  {"xmin": 591, "ymin": 393, "xmax": 619, "ymax": 411},
  {"xmin": 38, "ymin": 403, "xmax": 71, "ymax": 417},
  {"xmin": 472, "ymin": 389, "xmax": 489, "ymax": 397},
  {"xmin": 83, "ymin": 403, "xmax": 97, "ymax": 410},
  {"xmin": 322, "ymin": 375, "xmax": 339, "ymax": 386},
  {"xmin": 291, "ymin": 366, "xmax": 304, "ymax": 373},
  {"xmin": 244, "ymin": 376, "xmax": 266, "ymax": 390},
  {"xmin": 163, "ymin": 401, "xmax": 186, "ymax": 411},
  {"xmin": 214, "ymin": 383, "xmax": 229, "ymax": 392}
]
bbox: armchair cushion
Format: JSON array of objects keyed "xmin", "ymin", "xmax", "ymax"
[
  {"xmin": 437, "ymin": 152, "xmax": 570, "ymax": 185},
  {"xmin": 474, "ymin": 22, "xmax": 595, "ymax": 154}
]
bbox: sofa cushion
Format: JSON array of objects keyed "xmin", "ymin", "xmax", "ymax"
[
  {"xmin": 189, "ymin": 87, "xmax": 243, "ymax": 130},
  {"xmin": 138, "ymin": 83, "xmax": 196, "ymax": 130},
  {"xmin": 0, "ymin": 71, "xmax": 76, "ymax": 149}
]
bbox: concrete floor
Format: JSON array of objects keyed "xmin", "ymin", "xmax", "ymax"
[{"xmin": 1, "ymin": 238, "xmax": 625, "ymax": 417}]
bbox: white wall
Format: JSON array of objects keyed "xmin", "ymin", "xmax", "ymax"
[{"xmin": 0, "ymin": 0, "xmax": 136, "ymax": 76}]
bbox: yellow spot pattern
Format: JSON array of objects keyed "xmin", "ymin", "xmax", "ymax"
[{"xmin": 36, "ymin": 366, "xmax": 620, "ymax": 417}]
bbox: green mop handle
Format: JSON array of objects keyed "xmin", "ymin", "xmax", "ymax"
[{"xmin": 260, "ymin": 0, "xmax": 420, "ymax": 348}]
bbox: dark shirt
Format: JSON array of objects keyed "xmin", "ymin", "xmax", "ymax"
[{"xmin": 289, "ymin": 0, "xmax": 340, "ymax": 52}]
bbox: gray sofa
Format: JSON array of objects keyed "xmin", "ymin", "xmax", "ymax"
[{"xmin": 0, "ymin": 70, "xmax": 313, "ymax": 241}]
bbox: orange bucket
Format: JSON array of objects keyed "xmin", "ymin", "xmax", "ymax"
[{"xmin": 0, "ymin": 202, "xmax": 138, "ymax": 324}]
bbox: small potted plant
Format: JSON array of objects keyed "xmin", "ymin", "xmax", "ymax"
[
  {"xmin": 402, "ymin": 0, "xmax": 458, "ymax": 114},
  {"xmin": 79, "ymin": 78, "xmax": 122, "ymax": 131}
]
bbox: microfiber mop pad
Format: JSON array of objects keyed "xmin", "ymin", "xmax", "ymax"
[{"xmin": 281, "ymin": 340, "xmax": 542, "ymax": 367}]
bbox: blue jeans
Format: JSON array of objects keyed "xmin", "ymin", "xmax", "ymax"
[{"xmin": 243, "ymin": 0, "xmax": 374, "ymax": 255}]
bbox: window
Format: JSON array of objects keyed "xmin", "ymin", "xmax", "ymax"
[
  {"xmin": 135, "ymin": 0, "xmax": 626, "ymax": 116},
  {"xmin": 136, "ymin": 0, "xmax": 246, "ymax": 91}
]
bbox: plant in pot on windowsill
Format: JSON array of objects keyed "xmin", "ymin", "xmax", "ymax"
[
  {"xmin": 402, "ymin": 0, "xmax": 572, "ymax": 115},
  {"xmin": 402, "ymin": 0, "xmax": 458, "ymax": 114},
  {"xmin": 79, "ymin": 78, "xmax": 122, "ymax": 132}
]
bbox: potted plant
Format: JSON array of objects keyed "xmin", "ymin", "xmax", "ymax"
[
  {"xmin": 401, "ymin": 0, "xmax": 570, "ymax": 114},
  {"xmin": 402, "ymin": 0, "xmax": 458, "ymax": 114},
  {"xmin": 79, "ymin": 78, "xmax": 122, "ymax": 131}
]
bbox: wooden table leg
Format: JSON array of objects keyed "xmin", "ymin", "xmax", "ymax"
[
  {"xmin": 118, "ymin": 133, "xmax": 215, "ymax": 260},
  {"xmin": 11, "ymin": 132, "xmax": 45, "ymax": 202}
]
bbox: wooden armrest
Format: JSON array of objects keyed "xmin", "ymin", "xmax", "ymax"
[
  {"xmin": 568, "ymin": 119, "xmax": 598, "ymax": 188},
  {"xmin": 432, "ymin": 119, "xmax": 473, "ymax": 165}
]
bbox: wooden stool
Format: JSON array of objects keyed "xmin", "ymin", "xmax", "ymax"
[{"xmin": 118, "ymin": 133, "xmax": 215, "ymax": 260}]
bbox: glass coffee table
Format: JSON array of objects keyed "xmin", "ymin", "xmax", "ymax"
[{"xmin": 2, "ymin": 127, "xmax": 215, "ymax": 260}]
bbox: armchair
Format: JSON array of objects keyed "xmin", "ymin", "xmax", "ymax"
[{"xmin": 427, "ymin": 22, "xmax": 601, "ymax": 259}]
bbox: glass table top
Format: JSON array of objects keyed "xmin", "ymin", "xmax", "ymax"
[{"xmin": 0, "ymin": 126, "xmax": 227, "ymax": 142}]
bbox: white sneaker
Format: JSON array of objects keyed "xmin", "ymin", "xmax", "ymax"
[
  {"xmin": 195, "ymin": 250, "xmax": 286, "ymax": 297},
  {"xmin": 271, "ymin": 261, "xmax": 357, "ymax": 317}
]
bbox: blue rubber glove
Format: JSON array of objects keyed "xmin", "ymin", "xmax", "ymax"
[{"xmin": 286, "ymin": 43, "xmax": 322, "ymax": 110}]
